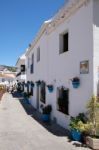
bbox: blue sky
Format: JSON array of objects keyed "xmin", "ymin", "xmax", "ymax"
[{"xmin": 0, "ymin": 0, "xmax": 68, "ymax": 66}]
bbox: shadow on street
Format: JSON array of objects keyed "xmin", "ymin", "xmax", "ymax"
[
  {"xmin": 12, "ymin": 91, "xmax": 70, "ymax": 137},
  {"xmin": 11, "ymin": 91, "xmax": 90, "ymax": 149}
]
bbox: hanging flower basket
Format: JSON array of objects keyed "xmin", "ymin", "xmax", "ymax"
[
  {"xmin": 27, "ymin": 81, "xmax": 31, "ymax": 85},
  {"xmin": 72, "ymin": 77, "xmax": 80, "ymax": 88},
  {"xmin": 31, "ymin": 81, "xmax": 35, "ymax": 87},
  {"xmin": 47, "ymin": 85, "xmax": 54, "ymax": 93},
  {"xmin": 35, "ymin": 80, "xmax": 41, "ymax": 86}
]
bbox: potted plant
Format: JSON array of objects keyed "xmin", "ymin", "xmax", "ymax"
[
  {"xmin": 47, "ymin": 84, "xmax": 53, "ymax": 93},
  {"xmin": 86, "ymin": 95, "xmax": 99, "ymax": 149},
  {"xmin": 27, "ymin": 81, "xmax": 31, "ymax": 85},
  {"xmin": 42, "ymin": 105, "xmax": 52, "ymax": 122},
  {"xmin": 31, "ymin": 81, "xmax": 35, "ymax": 87},
  {"xmin": 35, "ymin": 80, "xmax": 41, "ymax": 86},
  {"xmin": 69, "ymin": 113, "xmax": 90, "ymax": 142},
  {"xmin": 72, "ymin": 77, "xmax": 80, "ymax": 88},
  {"xmin": 69, "ymin": 116, "xmax": 83, "ymax": 141}
]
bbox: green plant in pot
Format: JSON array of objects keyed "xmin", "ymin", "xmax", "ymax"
[
  {"xmin": 47, "ymin": 84, "xmax": 53, "ymax": 92},
  {"xmin": 86, "ymin": 95, "xmax": 99, "ymax": 149},
  {"xmin": 42, "ymin": 105, "xmax": 52, "ymax": 122},
  {"xmin": 69, "ymin": 116, "xmax": 83, "ymax": 141},
  {"xmin": 69, "ymin": 113, "xmax": 91, "ymax": 142},
  {"xmin": 35, "ymin": 80, "xmax": 41, "ymax": 86},
  {"xmin": 72, "ymin": 77, "xmax": 80, "ymax": 88},
  {"xmin": 31, "ymin": 81, "xmax": 34, "ymax": 87}
]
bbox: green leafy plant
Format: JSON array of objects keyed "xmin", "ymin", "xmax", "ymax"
[
  {"xmin": 69, "ymin": 113, "xmax": 91, "ymax": 133},
  {"xmin": 35, "ymin": 80, "xmax": 41, "ymax": 85},
  {"xmin": 87, "ymin": 95, "xmax": 99, "ymax": 137},
  {"xmin": 47, "ymin": 85, "xmax": 53, "ymax": 88},
  {"xmin": 31, "ymin": 81, "xmax": 34, "ymax": 87},
  {"xmin": 71, "ymin": 77, "xmax": 80, "ymax": 88},
  {"xmin": 69, "ymin": 117, "xmax": 83, "ymax": 132},
  {"xmin": 72, "ymin": 77, "xmax": 80, "ymax": 82}
]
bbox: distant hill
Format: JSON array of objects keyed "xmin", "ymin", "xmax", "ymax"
[{"xmin": 0, "ymin": 65, "xmax": 17, "ymax": 72}]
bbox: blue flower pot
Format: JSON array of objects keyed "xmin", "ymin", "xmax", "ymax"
[
  {"xmin": 71, "ymin": 130, "xmax": 82, "ymax": 141},
  {"xmin": 42, "ymin": 114, "xmax": 50, "ymax": 122},
  {"xmin": 24, "ymin": 98, "xmax": 30, "ymax": 104},
  {"xmin": 72, "ymin": 82, "xmax": 80, "ymax": 88},
  {"xmin": 48, "ymin": 87, "xmax": 53, "ymax": 93}
]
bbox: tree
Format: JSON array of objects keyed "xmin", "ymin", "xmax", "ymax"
[{"xmin": 87, "ymin": 95, "xmax": 99, "ymax": 136}]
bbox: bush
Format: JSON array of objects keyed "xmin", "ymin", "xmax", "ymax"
[
  {"xmin": 69, "ymin": 113, "xmax": 91, "ymax": 133},
  {"xmin": 87, "ymin": 95, "xmax": 99, "ymax": 136}
]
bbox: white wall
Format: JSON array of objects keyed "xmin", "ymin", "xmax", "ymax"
[
  {"xmin": 93, "ymin": 0, "xmax": 99, "ymax": 96},
  {"xmin": 26, "ymin": 32, "xmax": 48, "ymax": 108},
  {"xmin": 47, "ymin": 0, "xmax": 93, "ymax": 128},
  {"xmin": 16, "ymin": 59, "xmax": 26, "ymax": 82},
  {"xmin": 26, "ymin": 0, "xmax": 95, "ymax": 129}
]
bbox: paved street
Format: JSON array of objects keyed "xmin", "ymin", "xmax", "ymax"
[{"xmin": 0, "ymin": 93, "xmax": 90, "ymax": 150}]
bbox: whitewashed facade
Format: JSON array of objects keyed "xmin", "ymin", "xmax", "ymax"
[
  {"xmin": 25, "ymin": 0, "xmax": 99, "ymax": 129},
  {"xmin": 0, "ymin": 69, "xmax": 16, "ymax": 86},
  {"xmin": 16, "ymin": 53, "xmax": 26, "ymax": 82}
]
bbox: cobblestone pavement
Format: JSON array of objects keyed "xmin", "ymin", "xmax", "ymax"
[{"xmin": 0, "ymin": 92, "xmax": 90, "ymax": 150}]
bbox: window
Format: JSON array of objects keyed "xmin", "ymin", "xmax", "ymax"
[
  {"xmin": 28, "ymin": 57, "xmax": 30, "ymax": 69},
  {"xmin": 59, "ymin": 32, "xmax": 68, "ymax": 54},
  {"xmin": 40, "ymin": 81, "xmax": 46, "ymax": 104},
  {"xmin": 21, "ymin": 65, "xmax": 25, "ymax": 72},
  {"xmin": 30, "ymin": 54, "xmax": 34, "ymax": 74},
  {"xmin": 57, "ymin": 87, "xmax": 69, "ymax": 115},
  {"xmin": 37, "ymin": 47, "xmax": 40, "ymax": 62}
]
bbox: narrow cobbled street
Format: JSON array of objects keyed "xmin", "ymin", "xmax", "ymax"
[{"xmin": 0, "ymin": 93, "xmax": 90, "ymax": 150}]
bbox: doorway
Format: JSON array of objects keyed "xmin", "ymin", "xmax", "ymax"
[{"xmin": 36, "ymin": 86, "xmax": 40, "ymax": 109}]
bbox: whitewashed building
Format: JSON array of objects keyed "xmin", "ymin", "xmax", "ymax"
[
  {"xmin": 16, "ymin": 53, "xmax": 26, "ymax": 82},
  {"xmin": 25, "ymin": 0, "xmax": 99, "ymax": 129},
  {"xmin": 0, "ymin": 69, "xmax": 16, "ymax": 86}
]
